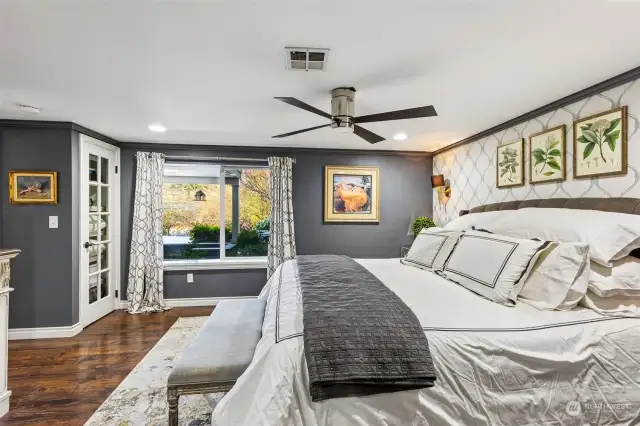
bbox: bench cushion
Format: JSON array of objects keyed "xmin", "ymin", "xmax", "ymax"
[{"xmin": 167, "ymin": 299, "xmax": 266, "ymax": 387}]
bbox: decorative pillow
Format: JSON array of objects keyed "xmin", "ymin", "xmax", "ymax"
[
  {"xmin": 589, "ymin": 257, "xmax": 640, "ymax": 297},
  {"xmin": 515, "ymin": 242, "xmax": 590, "ymax": 311},
  {"xmin": 441, "ymin": 230, "xmax": 549, "ymax": 306},
  {"xmin": 490, "ymin": 208, "xmax": 640, "ymax": 267},
  {"xmin": 401, "ymin": 228, "xmax": 462, "ymax": 272}
]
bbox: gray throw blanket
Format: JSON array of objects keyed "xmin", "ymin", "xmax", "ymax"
[{"xmin": 297, "ymin": 255, "xmax": 436, "ymax": 401}]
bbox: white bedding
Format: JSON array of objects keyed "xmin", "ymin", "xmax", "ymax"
[{"xmin": 211, "ymin": 259, "xmax": 640, "ymax": 425}]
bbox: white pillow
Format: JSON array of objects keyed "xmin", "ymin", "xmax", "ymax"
[
  {"xmin": 401, "ymin": 227, "xmax": 462, "ymax": 272},
  {"xmin": 441, "ymin": 230, "xmax": 549, "ymax": 306},
  {"xmin": 515, "ymin": 242, "xmax": 590, "ymax": 311},
  {"xmin": 481, "ymin": 208, "xmax": 640, "ymax": 267},
  {"xmin": 589, "ymin": 257, "xmax": 640, "ymax": 297},
  {"xmin": 443, "ymin": 210, "xmax": 520, "ymax": 232},
  {"xmin": 580, "ymin": 291, "xmax": 640, "ymax": 318}
]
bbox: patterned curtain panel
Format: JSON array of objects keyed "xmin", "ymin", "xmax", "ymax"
[
  {"xmin": 127, "ymin": 152, "xmax": 168, "ymax": 314},
  {"xmin": 267, "ymin": 157, "xmax": 297, "ymax": 278}
]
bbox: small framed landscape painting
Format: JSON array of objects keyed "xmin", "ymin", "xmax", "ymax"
[
  {"xmin": 529, "ymin": 125, "xmax": 566, "ymax": 184},
  {"xmin": 573, "ymin": 106, "xmax": 627, "ymax": 179},
  {"xmin": 324, "ymin": 165, "xmax": 379, "ymax": 223},
  {"xmin": 9, "ymin": 171, "xmax": 58, "ymax": 204},
  {"xmin": 496, "ymin": 139, "xmax": 524, "ymax": 188}
]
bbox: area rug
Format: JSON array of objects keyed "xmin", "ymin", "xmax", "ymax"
[{"xmin": 84, "ymin": 316, "xmax": 225, "ymax": 426}]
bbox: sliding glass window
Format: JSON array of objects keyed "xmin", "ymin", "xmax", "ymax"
[{"xmin": 162, "ymin": 163, "xmax": 270, "ymax": 261}]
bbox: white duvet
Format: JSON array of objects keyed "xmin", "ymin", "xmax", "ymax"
[{"xmin": 211, "ymin": 259, "xmax": 640, "ymax": 425}]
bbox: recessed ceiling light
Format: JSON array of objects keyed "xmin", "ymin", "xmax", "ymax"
[
  {"xmin": 148, "ymin": 123, "xmax": 167, "ymax": 133},
  {"xmin": 16, "ymin": 103, "xmax": 41, "ymax": 114},
  {"xmin": 393, "ymin": 132, "xmax": 408, "ymax": 141}
]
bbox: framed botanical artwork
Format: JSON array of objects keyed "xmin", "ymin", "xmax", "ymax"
[
  {"xmin": 529, "ymin": 125, "xmax": 566, "ymax": 184},
  {"xmin": 324, "ymin": 165, "xmax": 379, "ymax": 223},
  {"xmin": 573, "ymin": 106, "xmax": 628, "ymax": 179},
  {"xmin": 496, "ymin": 139, "xmax": 524, "ymax": 188},
  {"xmin": 9, "ymin": 171, "xmax": 58, "ymax": 204}
]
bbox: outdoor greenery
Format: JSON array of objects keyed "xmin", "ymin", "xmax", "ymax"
[
  {"xmin": 411, "ymin": 216, "xmax": 436, "ymax": 236},
  {"xmin": 162, "ymin": 169, "xmax": 271, "ymax": 259}
]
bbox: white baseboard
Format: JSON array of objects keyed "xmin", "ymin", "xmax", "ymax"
[
  {"xmin": 0, "ymin": 390, "xmax": 10, "ymax": 418},
  {"xmin": 116, "ymin": 296, "xmax": 257, "ymax": 309},
  {"xmin": 8, "ymin": 322, "xmax": 83, "ymax": 340}
]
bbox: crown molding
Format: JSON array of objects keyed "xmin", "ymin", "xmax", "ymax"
[
  {"xmin": 119, "ymin": 142, "xmax": 432, "ymax": 157},
  {"xmin": 434, "ymin": 64, "xmax": 640, "ymax": 155},
  {"xmin": 0, "ymin": 119, "xmax": 120, "ymax": 146}
]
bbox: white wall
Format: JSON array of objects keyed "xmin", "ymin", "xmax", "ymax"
[{"xmin": 433, "ymin": 79, "xmax": 640, "ymax": 226}]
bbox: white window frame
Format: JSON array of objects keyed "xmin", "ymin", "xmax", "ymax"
[{"xmin": 162, "ymin": 165, "xmax": 268, "ymax": 271}]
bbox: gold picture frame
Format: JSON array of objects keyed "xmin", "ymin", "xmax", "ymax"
[
  {"xmin": 496, "ymin": 139, "xmax": 524, "ymax": 188},
  {"xmin": 9, "ymin": 171, "xmax": 58, "ymax": 204},
  {"xmin": 573, "ymin": 106, "xmax": 628, "ymax": 179},
  {"xmin": 324, "ymin": 165, "xmax": 380, "ymax": 223},
  {"xmin": 529, "ymin": 125, "xmax": 566, "ymax": 184}
]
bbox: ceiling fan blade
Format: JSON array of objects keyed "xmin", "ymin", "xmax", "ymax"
[
  {"xmin": 353, "ymin": 125, "xmax": 385, "ymax": 144},
  {"xmin": 272, "ymin": 123, "xmax": 331, "ymax": 138},
  {"xmin": 274, "ymin": 97, "xmax": 332, "ymax": 119},
  {"xmin": 355, "ymin": 105, "xmax": 437, "ymax": 123}
]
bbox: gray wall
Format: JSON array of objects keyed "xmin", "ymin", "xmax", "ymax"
[
  {"xmin": 120, "ymin": 144, "xmax": 432, "ymax": 299},
  {"xmin": 0, "ymin": 127, "xmax": 75, "ymax": 328}
]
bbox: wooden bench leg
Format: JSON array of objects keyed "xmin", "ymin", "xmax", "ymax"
[{"xmin": 167, "ymin": 387, "xmax": 179, "ymax": 426}]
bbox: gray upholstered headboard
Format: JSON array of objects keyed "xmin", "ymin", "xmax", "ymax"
[
  {"xmin": 459, "ymin": 197, "xmax": 640, "ymax": 258},
  {"xmin": 459, "ymin": 198, "xmax": 640, "ymax": 217}
]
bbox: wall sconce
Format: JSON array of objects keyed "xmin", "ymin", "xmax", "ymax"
[
  {"xmin": 431, "ymin": 174, "xmax": 451, "ymax": 207},
  {"xmin": 194, "ymin": 190, "xmax": 206, "ymax": 202}
]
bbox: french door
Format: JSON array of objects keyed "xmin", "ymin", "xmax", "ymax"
[{"xmin": 80, "ymin": 135, "xmax": 120, "ymax": 327}]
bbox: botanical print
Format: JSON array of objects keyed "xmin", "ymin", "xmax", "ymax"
[
  {"xmin": 8, "ymin": 171, "xmax": 58, "ymax": 204},
  {"xmin": 332, "ymin": 174, "xmax": 372, "ymax": 213},
  {"xmin": 574, "ymin": 106, "xmax": 627, "ymax": 178},
  {"xmin": 324, "ymin": 166, "xmax": 379, "ymax": 222},
  {"xmin": 530, "ymin": 125, "xmax": 566, "ymax": 183},
  {"xmin": 496, "ymin": 139, "xmax": 524, "ymax": 188}
]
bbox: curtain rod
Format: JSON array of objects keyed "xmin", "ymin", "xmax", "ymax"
[{"xmin": 161, "ymin": 155, "xmax": 295, "ymax": 163}]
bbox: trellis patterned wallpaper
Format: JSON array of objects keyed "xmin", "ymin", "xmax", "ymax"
[{"xmin": 432, "ymin": 78, "xmax": 640, "ymax": 226}]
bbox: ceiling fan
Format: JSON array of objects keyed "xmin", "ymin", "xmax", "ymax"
[{"xmin": 272, "ymin": 87, "xmax": 437, "ymax": 144}]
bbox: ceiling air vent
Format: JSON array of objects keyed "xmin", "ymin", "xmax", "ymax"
[{"xmin": 285, "ymin": 47, "xmax": 329, "ymax": 72}]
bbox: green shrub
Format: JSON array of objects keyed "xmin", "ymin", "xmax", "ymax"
[
  {"xmin": 189, "ymin": 223, "xmax": 232, "ymax": 243},
  {"xmin": 254, "ymin": 217, "xmax": 270, "ymax": 231},
  {"xmin": 237, "ymin": 229, "xmax": 260, "ymax": 247},
  {"xmin": 411, "ymin": 216, "xmax": 436, "ymax": 236}
]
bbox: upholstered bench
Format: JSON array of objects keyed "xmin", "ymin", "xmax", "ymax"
[{"xmin": 167, "ymin": 299, "xmax": 266, "ymax": 426}]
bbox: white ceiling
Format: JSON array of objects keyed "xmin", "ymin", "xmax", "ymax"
[{"xmin": 1, "ymin": 0, "xmax": 640, "ymax": 152}]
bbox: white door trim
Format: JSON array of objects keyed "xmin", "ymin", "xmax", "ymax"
[{"xmin": 78, "ymin": 134, "xmax": 121, "ymax": 328}]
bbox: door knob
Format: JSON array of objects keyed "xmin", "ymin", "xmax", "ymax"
[{"xmin": 84, "ymin": 241, "xmax": 95, "ymax": 249}]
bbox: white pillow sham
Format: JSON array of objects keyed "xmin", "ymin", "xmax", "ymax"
[
  {"xmin": 580, "ymin": 291, "xmax": 640, "ymax": 318},
  {"xmin": 464, "ymin": 208, "xmax": 640, "ymax": 267},
  {"xmin": 515, "ymin": 242, "xmax": 590, "ymax": 311},
  {"xmin": 443, "ymin": 210, "xmax": 519, "ymax": 232},
  {"xmin": 589, "ymin": 257, "xmax": 640, "ymax": 297},
  {"xmin": 401, "ymin": 227, "xmax": 462, "ymax": 272},
  {"xmin": 441, "ymin": 230, "xmax": 549, "ymax": 306}
]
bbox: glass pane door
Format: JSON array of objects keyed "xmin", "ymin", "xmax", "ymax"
[{"xmin": 87, "ymin": 153, "xmax": 111, "ymax": 305}]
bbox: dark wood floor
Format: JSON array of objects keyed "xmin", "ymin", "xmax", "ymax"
[{"xmin": 1, "ymin": 307, "xmax": 213, "ymax": 426}]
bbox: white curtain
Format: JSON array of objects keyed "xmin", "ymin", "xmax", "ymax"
[
  {"xmin": 267, "ymin": 157, "xmax": 297, "ymax": 278},
  {"xmin": 127, "ymin": 152, "xmax": 168, "ymax": 314}
]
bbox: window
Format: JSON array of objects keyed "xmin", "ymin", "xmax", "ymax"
[{"xmin": 162, "ymin": 163, "xmax": 270, "ymax": 268}]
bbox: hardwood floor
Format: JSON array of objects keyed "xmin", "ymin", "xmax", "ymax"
[{"xmin": 1, "ymin": 307, "xmax": 213, "ymax": 426}]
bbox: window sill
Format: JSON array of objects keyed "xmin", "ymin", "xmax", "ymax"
[{"xmin": 163, "ymin": 257, "xmax": 268, "ymax": 271}]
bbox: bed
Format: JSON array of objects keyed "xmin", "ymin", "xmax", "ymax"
[{"xmin": 210, "ymin": 199, "xmax": 640, "ymax": 425}]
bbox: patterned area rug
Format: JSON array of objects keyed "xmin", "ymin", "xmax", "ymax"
[{"xmin": 85, "ymin": 316, "xmax": 225, "ymax": 426}]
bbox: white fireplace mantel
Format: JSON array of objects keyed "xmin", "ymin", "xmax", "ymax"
[{"xmin": 0, "ymin": 249, "xmax": 19, "ymax": 418}]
